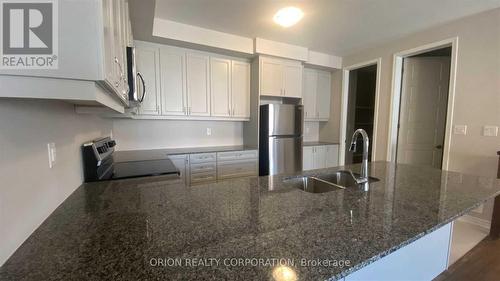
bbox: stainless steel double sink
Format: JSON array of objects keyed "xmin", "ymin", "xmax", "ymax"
[{"xmin": 292, "ymin": 170, "xmax": 379, "ymax": 193}]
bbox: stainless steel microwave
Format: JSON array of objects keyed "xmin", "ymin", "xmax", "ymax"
[{"xmin": 126, "ymin": 46, "xmax": 146, "ymax": 104}]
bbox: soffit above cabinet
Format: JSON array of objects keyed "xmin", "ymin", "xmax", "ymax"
[{"xmin": 146, "ymin": 18, "xmax": 342, "ymax": 69}]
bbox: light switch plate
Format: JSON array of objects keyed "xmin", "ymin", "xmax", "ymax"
[
  {"xmin": 453, "ymin": 125, "xmax": 467, "ymax": 135},
  {"xmin": 206, "ymin": 128, "xmax": 212, "ymax": 136},
  {"xmin": 47, "ymin": 142, "xmax": 56, "ymax": 168},
  {"xmin": 483, "ymin": 125, "xmax": 498, "ymax": 137}
]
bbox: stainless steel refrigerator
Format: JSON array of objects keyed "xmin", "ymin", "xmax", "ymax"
[{"xmin": 259, "ymin": 104, "xmax": 303, "ymax": 176}]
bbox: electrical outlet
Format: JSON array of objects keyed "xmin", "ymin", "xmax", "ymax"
[
  {"xmin": 453, "ymin": 125, "xmax": 467, "ymax": 135},
  {"xmin": 483, "ymin": 125, "xmax": 498, "ymax": 137},
  {"xmin": 47, "ymin": 143, "xmax": 56, "ymax": 168},
  {"xmin": 206, "ymin": 128, "xmax": 212, "ymax": 136}
]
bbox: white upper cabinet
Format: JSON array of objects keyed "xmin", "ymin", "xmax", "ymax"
[
  {"xmin": 136, "ymin": 45, "xmax": 160, "ymax": 115},
  {"xmin": 283, "ymin": 63, "xmax": 303, "ymax": 98},
  {"xmin": 259, "ymin": 56, "xmax": 303, "ymax": 98},
  {"xmin": 210, "ymin": 58, "xmax": 232, "ymax": 117},
  {"xmin": 260, "ymin": 58, "xmax": 283, "ymax": 97},
  {"xmin": 231, "ymin": 61, "xmax": 251, "ymax": 118},
  {"xmin": 186, "ymin": 53, "xmax": 211, "ymax": 117},
  {"xmin": 303, "ymin": 68, "xmax": 332, "ymax": 121},
  {"xmin": 160, "ymin": 47, "xmax": 186, "ymax": 116},
  {"xmin": 0, "ymin": 0, "xmax": 133, "ymax": 111},
  {"xmin": 317, "ymin": 70, "xmax": 331, "ymax": 120},
  {"xmin": 134, "ymin": 41, "xmax": 250, "ymax": 120},
  {"xmin": 303, "ymin": 69, "xmax": 318, "ymax": 120}
]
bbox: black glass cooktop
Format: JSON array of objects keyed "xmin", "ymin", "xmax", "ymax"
[{"xmin": 112, "ymin": 158, "xmax": 180, "ymax": 180}]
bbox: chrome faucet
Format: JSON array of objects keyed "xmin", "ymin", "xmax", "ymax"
[{"xmin": 349, "ymin": 129, "xmax": 369, "ymax": 184}]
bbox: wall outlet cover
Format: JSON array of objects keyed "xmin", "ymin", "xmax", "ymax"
[
  {"xmin": 483, "ymin": 125, "xmax": 498, "ymax": 137},
  {"xmin": 206, "ymin": 128, "xmax": 212, "ymax": 136},
  {"xmin": 453, "ymin": 125, "xmax": 467, "ymax": 135}
]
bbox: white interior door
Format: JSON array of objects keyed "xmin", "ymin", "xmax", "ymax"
[
  {"xmin": 231, "ymin": 61, "xmax": 250, "ymax": 118},
  {"xmin": 210, "ymin": 57, "xmax": 231, "ymax": 117},
  {"xmin": 303, "ymin": 69, "xmax": 317, "ymax": 120},
  {"xmin": 396, "ymin": 56, "xmax": 450, "ymax": 168},
  {"xmin": 186, "ymin": 53, "xmax": 210, "ymax": 116}
]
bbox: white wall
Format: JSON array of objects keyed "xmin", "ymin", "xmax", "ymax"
[
  {"xmin": 338, "ymin": 8, "xmax": 500, "ymax": 220},
  {"xmin": 112, "ymin": 119, "xmax": 244, "ymax": 151},
  {"xmin": 0, "ymin": 99, "xmax": 112, "ymax": 265}
]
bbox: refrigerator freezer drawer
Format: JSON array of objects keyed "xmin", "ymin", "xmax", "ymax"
[{"xmin": 267, "ymin": 136, "xmax": 302, "ymax": 175}]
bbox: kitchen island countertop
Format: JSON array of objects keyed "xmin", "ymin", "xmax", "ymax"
[{"xmin": 1, "ymin": 162, "xmax": 500, "ymax": 280}]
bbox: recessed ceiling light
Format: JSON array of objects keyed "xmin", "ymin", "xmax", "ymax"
[{"xmin": 273, "ymin": 7, "xmax": 304, "ymax": 28}]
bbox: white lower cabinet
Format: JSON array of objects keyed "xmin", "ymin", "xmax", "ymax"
[
  {"xmin": 168, "ymin": 154, "xmax": 189, "ymax": 184},
  {"xmin": 303, "ymin": 144, "xmax": 339, "ymax": 171},
  {"xmin": 344, "ymin": 223, "xmax": 451, "ymax": 281},
  {"xmin": 177, "ymin": 150, "xmax": 258, "ymax": 185},
  {"xmin": 189, "ymin": 153, "xmax": 217, "ymax": 185}
]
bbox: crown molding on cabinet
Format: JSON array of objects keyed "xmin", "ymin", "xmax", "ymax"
[
  {"xmin": 151, "ymin": 19, "xmax": 342, "ymax": 69},
  {"xmin": 254, "ymin": 37, "xmax": 309, "ymax": 61},
  {"xmin": 152, "ymin": 18, "xmax": 254, "ymax": 55}
]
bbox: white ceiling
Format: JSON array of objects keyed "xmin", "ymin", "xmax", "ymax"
[{"xmin": 130, "ymin": 0, "xmax": 500, "ymax": 56}]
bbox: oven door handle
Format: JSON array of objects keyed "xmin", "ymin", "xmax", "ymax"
[{"xmin": 137, "ymin": 72, "xmax": 146, "ymax": 103}]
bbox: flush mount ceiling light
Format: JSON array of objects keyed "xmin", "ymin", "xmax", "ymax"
[{"xmin": 273, "ymin": 7, "xmax": 304, "ymax": 27}]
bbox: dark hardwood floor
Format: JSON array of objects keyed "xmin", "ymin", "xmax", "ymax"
[{"xmin": 434, "ymin": 237, "xmax": 500, "ymax": 281}]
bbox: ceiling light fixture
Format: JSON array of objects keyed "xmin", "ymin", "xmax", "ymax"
[{"xmin": 273, "ymin": 7, "xmax": 304, "ymax": 28}]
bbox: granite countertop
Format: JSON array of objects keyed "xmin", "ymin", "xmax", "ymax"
[
  {"xmin": 303, "ymin": 141, "xmax": 340, "ymax": 147},
  {"xmin": 2, "ymin": 162, "xmax": 500, "ymax": 281},
  {"xmin": 114, "ymin": 145, "xmax": 258, "ymax": 162}
]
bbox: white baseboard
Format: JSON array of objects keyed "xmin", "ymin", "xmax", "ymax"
[{"xmin": 458, "ymin": 215, "xmax": 491, "ymax": 230}]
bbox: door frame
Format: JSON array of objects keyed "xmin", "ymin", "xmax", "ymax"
[
  {"xmin": 386, "ymin": 37, "xmax": 458, "ymax": 170},
  {"xmin": 339, "ymin": 58, "xmax": 382, "ymax": 165}
]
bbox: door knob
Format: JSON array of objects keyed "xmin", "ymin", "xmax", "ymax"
[{"xmin": 435, "ymin": 145, "xmax": 443, "ymax": 149}]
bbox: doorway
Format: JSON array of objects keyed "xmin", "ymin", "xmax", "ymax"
[
  {"xmin": 396, "ymin": 47, "xmax": 452, "ymax": 168},
  {"xmin": 343, "ymin": 63, "xmax": 378, "ymax": 164},
  {"xmin": 387, "ymin": 38, "xmax": 458, "ymax": 170}
]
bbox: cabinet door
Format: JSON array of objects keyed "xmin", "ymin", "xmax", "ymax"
[
  {"xmin": 102, "ymin": 0, "xmax": 116, "ymax": 91},
  {"xmin": 314, "ymin": 146, "xmax": 327, "ymax": 169},
  {"xmin": 260, "ymin": 58, "xmax": 283, "ymax": 97},
  {"xmin": 186, "ymin": 53, "xmax": 211, "ymax": 116},
  {"xmin": 317, "ymin": 70, "xmax": 331, "ymax": 120},
  {"xmin": 210, "ymin": 58, "xmax": 231, "ymax": 117},
  {"xmin": 112, "ymin": 0, "xmax": 127, "ymax": 100},
  {"xmin": 303, "ymin": 69, "xmax": 318, "ymax": 120},
  {"xmin": 231, "ymin": 61, "xmax": 250, "ymax": 118},
  {"xmin": 136, "ymin": 45, "xmax": 160, "ymax": 115},
  {"xmin": 168, "ymin": 155, "xmax": 188, "ymax": 185},
  {"xmin": 303, "ymin": 146, "xmax": 314, "ymax": 171},
  {"xmin": 325, "ymin": 145, "xmax": 339, "ymax": 168},
  {"xmin": 160, "ymin": 47, "xmax": 186, "ymax": 115},
  {"xmin": 283, "ymin": 62, "xmax": 303, "ymax": 98}
]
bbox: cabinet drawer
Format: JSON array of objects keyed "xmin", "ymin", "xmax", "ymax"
[
  {"xmin": 217, "ymin": 160, "xmax": 257, "ymax": 180},
  {"xmin": 190, "ymin": 162, "xmax": 216, "ymax": 174},
  {"xmin": 189, "ymin": 152, "xmax": 217, "ymax": 164},
  {"xmin": 190, "ymin": 172, "xmax": 217, "ymax": 184},
  {"xmin": 217, "ymin": 150, "xmax": 257, "ymax": 162}
]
